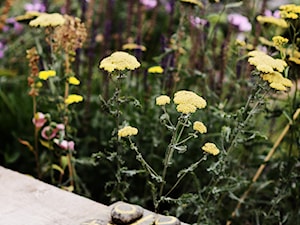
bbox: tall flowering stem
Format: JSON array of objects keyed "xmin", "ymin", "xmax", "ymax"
[
  {"xmin": 26, "ymin": 47, "xmax": 42, "ymax": 178},
  {"xmin": 227, "ymin": 81, "xmax": 269, "ymax": 154},
  {"xmin": 99, "ymin": 51, "xmax": 141, "ymax": 199},
  {"xmin": 156, "ymin": 90, "xmax": 209, "ymax": 210}
]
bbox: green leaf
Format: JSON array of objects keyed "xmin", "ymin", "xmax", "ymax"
[
  {"xmin": 18, "ymin": 138, "xmax": 34, "ymax": 152},
  {"xmin": 40, "ymin": 139, "xmax": 53, "ymax": 150},
  {"xmin": 51, "ymin": 164, "xmax": 64, "ymax": 175},
  {"xmin": 60, "ymin": 156, "xmax": 68, "ymax": 170}
]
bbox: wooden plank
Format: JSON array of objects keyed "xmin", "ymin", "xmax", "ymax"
[
  {"xmin": 0, "ymin": 166, "xmax": 188, "ymax": 225},
  {"xmin": 0, "ymin": 166, "xmax": 110, "ymax": 225}
]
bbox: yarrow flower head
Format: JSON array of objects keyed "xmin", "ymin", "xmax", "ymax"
[
  {"xmin": 148, "ymin": 66, "xmax": 164, "ymax": 74},
  {"xmin": 29, "ymin": 12, "xmax": 65, "ymax": 27},
  {"xmin": 180, "ymin": 0, "xmax": 203, "ymax": 8},
  {"xmin": 202, "ymin": 142, "xmax": 220, "ymax": 156},
  {"xmin": 256, "ymin": 15, "xmax": 288, "ymax": 28},
  {"xmin": 248, "ymin": 50, "xmax": 287, "ymax": 73},
  {"xmin": 173, "ymin": 90, "xmax": 206, "ymax": 114},
  {"xmin": 261, "ymin": 71, "xmax": 293, "ymax": 91},
  {"xmin": 39, "ymin": 70, "xmax": 56, "ymax": 80},
  {"xmin": 272, "ymin": 36, "xmax": 288, "ymax": 48},
  {"xmin": 68, "ymin": 76, "xmax": 80, "ymax": 85},
  {"xmin": 99, "ymin": 51, "xmax": 141, "ymax": 73},
  {"xmin": 156, "ymin": 95, "xmax": 171, "ymax": 106},
  {"xmin": 122, "ymin": 43, "xmax": 146, "ymax": 51},
  {"xmin": 193, "ymin": 121, "xmax": 207, "ymax": 134},
  {"xmin": 279, "ymin": 4, "xmax": 300, "ymax": 20},
  {"xmin": 118, "ymin": 126, "xmax": 138, "ymax": 138},
  {"xmin": 65, "ymin": 94, "xmax": 83, "ymax": 105}
]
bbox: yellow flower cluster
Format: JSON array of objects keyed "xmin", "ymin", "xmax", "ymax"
[
  {"xmin": 287, "ymin": 48, "xmax": 300, "ymax": 64},
  {"xmin": 256, "ymin": 15, "xmax": 288, "ymax": 28},
  {"xmin": 68, "ymin": 76, "xmax": 80, "ymax": 85},
  {"xmin": 29, "ymin": 13, "xmax": 65, "ymax": 27},
  {"xmin": 248, "ymin": 51, "xmax": 293, "ymax": 91},
  {"xmin": 65, "ymin": 94, "xmax": 83, "ymax": 105},
  {"xmin": 39, "ymin": 70, "xmax": 56, "ymax": 80},
  {"xmin": 148, "ymin": 66, "xmax": 164, "ymax": 74},
  {"xmin": 122, "ymin": 43, "xmax": 146, "ymax": 51},
  {"xmin": 280, "ymin": 4, "xmax": 300, "ymax": 20},
  {"xmin": 261, "ymin": 72, "xmax": 293, "ymax": 91},
  {"xmin": 173, "ymin": 90, "xmax": 207, "ymax": 114},
  {"xmin": 156, "ymin": 95, "xmax": 171, "ymax": 106},
  {"xmin": 202, "ymin": 142, "xmax": 220, "ymax": 156},
  {"xmin": 180, "ymin": 0, "xmax": 203, "ymax": 8},
  {"xmin": 248, "ymin": 50, "xmax": 287, "ymax": 73},
  {"xmin": 118, "ymin": 126, "xmax": 138, "ymax": 138},
  {"xmin": 193, "ymin": 121, "xmax": 207, "ymax": 134},
  {"xmin": 99, "ymin": 51, "xmax": 141, "ymax": 73},
  {"xmin": 272, "ymin": 36, "xmax": 288, "ymax": 47}
]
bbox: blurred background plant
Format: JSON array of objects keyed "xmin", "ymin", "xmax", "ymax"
[{"xmin": 1, "ymin": 0, "xmax": 300, "ymax": 224}]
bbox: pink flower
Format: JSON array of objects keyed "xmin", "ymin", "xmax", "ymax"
[
  {"xmin": 0, "ymin": 42, "xmax": 6, "ymax": 59},
  {"xmin": 228, "ymin": 13, "xmax": 252, "ymax": 32},
  {"xmin": 190, "ymin": 16, "xmax": 208, "ymax": 27},
  {"xmin": 140, "ymin": 0, "xmax": 157, "ymax": 9},
  {"xmin": 264, "ymin": 9, "xmax": 280, "ymax": 18},
  {"xmin": 32, "ymin": 112, "xmax": 47, "ymax": 128},
  {"xmin": 41, "ymin": 123, "xmax": 65, "ymax": 140},
  {"xmin": 54, "ymin": 139, "xmax": 75, "ymax": 151},
  {"xmin": 24, "ymin": 0, "xmax": 46, "ymax": 12}
]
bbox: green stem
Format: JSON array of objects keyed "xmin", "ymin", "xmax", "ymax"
[
  {"xmin": 33, "ymin": 96, "xmax": 41, "ymax": 179},
  {"xmin": 227, "ymin": 83, "xmax": 268, "ymax": 154},
  {"xmin": 129, "ymin": 139, "xmax": 160, "ymax": 179},
  {"xmin": 158, "ymin": 114, "xmax": 190, "ymax": 199},
  {"xmin": 165, "ymin": 154, "xmax": 207, "ymax": 197}
]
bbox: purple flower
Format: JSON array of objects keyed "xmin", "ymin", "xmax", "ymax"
[
  {"xmin": 228, "ymin": 13, "xmax": 252, "ymax": 32},
  {"xmin": 140, "ymin": 0, "xmax": 157, "ymax": 9},
  {"xmin": 264, "ymin": 9, "xmax": 280, "ymax": 18},
  {"xmin": 4, "ymin": 18, "xmax": 23, "ymax": 34},
  {"xmin": 0, "ymin": 42, "xmax": 6, "ymax": 59},
  {"xmin": 190, "ymin": 16, "xmax": 208, "ymax": 27},
  {"xmin": 24, "ymin": 0, "xmax": 46, "ymax": 12},
  {"xmin": 161, "ymin": 0, "xmax": 172, "ymax": 13}
]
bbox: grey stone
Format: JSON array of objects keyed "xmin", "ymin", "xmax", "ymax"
[
  {"xmin": 155, "ymin": 215, "xmax": 181, "ymax": 225},
  {"xmin": 111, "ymin": 202, "xmax": 144, "ymax": 224}
]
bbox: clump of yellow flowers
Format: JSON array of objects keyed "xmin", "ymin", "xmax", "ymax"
[
  {"xmin": 99, "ymin": 51, "xmax": 141, "ymax": 73},
  {"xmin": 29, "ymin": 13, "xmax": 65, "ymax": 27},
  {"xmin": 248, "ymin": 50, "xmax": 293, "ymax": 91},
  {"xmin": 279, "ymin": 4, "xmax": 300, "ymax": 20},
  {"xmin": 173, "ymin": 90, "xmax": 207, "ymax": 114},
  {"xmin": 118, "ymin": 126, "xmax": 138, "ymax": 138},
  {"xmin": 156, "ymin": 90, "xmax": 207, "ymax": 114},
  {"xmin": 155, "ymin": 90, "xmax": 220, "ymax": 156},
  {"xmin": 202, "ymin": 143, "xmax": 220, "ymax": 156}
]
